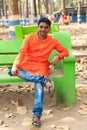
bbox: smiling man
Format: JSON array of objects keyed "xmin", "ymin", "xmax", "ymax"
[{"xmin": 11, "ymin": 17, "xmax": 69, "ymax": 127}]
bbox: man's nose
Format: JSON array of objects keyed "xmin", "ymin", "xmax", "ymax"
[{"xmin": 42, "ymin": 27, "xmax": 45, "ymax": 31}]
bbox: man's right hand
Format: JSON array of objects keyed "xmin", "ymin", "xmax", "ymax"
[{"xmin": 11, "ymin": 66, "xmax": 18, "ymax": 76}]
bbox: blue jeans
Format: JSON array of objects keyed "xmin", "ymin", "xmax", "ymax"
[{"xmin": 17, "ymin": 68, "xmax": 47, "ymax": 117}]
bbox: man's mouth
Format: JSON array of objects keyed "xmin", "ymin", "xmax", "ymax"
[{"xmin": 41, "ymin": 31, "xmax": 45, "ymax": 35}]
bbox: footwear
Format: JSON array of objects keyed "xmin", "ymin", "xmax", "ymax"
[
  {"xmin": 32, "ymin": 115, "xmax": 41, "ymax": 127},
  {"xmin": 44, "ymin": 79, "xmax": 54, "ymax": 92}
]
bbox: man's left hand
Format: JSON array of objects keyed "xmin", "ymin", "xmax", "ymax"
[{"xmin": 50, "ymin": 55, "xmax": 59, "ymax": 66}]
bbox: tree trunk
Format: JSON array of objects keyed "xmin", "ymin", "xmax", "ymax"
[
  {"xmin": 19, "ymin": 0, "xmax": 22, "ymax": 18},
  {"xmin": 32, "ymin": 0, "xmax": 37, "ymax": 23},
  {"xmin": 8, "ymin": 0, "xmax": 19, "ymax": 15},
  {"xmin": 26, "ymin": 0, "xmax": 29, "ymax": 18},
  {"xmin": 26, "ymin": 0, "xmax": 29, "ymax": 25},
  {"xmin": 38, "ymin": 0, "xmax": 41, "ymax": 14},
  {"xmin": 32, "ymin": 0, "xmax": 37, "ymax": 17},
  {"xmin": 86, "ymin": 0, "xmax": 87, "ymax": 22},
  {"xmin": 61, "ymin": 0, "xmax": 66, "ymax": 15},
  {"xmin": 77, "ymin": 0, "xmax": 81, "ymax": 23},
  {"xmin": 8, "ymin": 0, "xmax": 20, "ymax": 39},
  {"xmin": 49, "ymin": 0, "xmax": 51, "ymax": 14},
  {"xmin": 43, "ymin": 0, "xmax": 49, "ymax": 14},
  {"xmin": 49, "ymin": 0, "xmax": 53, "ymax": 14},
  {"xmin": 2, "ymin": 0, "xmax": 5, "ymax": 16}
]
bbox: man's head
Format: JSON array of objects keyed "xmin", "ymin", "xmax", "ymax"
[
  {"xmin": 37, "ymin": 17, "xmax": 51, "ymax": 40},
  {"xmin": 38, "ymin": 17, "xmax": 51, "ymax": 27}
]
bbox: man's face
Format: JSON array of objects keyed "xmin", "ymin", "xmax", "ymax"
[{"xmin": 38, "ymin": 22, "xmax": 50, "ymax": 38}]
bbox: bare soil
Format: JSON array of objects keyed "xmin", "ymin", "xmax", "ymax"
[{"xmin": 0, "ymin": 23, "xmax": 87, "ymax": 130}]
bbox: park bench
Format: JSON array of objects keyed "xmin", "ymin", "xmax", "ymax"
[
  {"xmin": 0, "ymin": 32, "xmax": 76, "ymax": 106},
  {"xmin": 15, "ymin": 23, "xmax": 59, "ymax": 39}
]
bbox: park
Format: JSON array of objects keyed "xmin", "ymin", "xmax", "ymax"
[{"xmin": 0, "ymin": 0, "xmax": 87, "ymax": 130}]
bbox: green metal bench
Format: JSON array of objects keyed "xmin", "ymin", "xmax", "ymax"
[
  {"xmin": 15, "ymin": 23, "xmax": 59, "ymax": 39},
  {"xmin": 0, "ymin": 32, "xmax": 76, "ymax": 106}
]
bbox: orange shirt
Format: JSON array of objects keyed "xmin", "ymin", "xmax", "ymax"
[{"xmin": 13, "ymin": 32, "xmax": 69, "ymax": 76}]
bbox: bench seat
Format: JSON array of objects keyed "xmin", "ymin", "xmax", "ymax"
[
  {"xmin": 0, "ymin": 71, "xmax": 24, "ymax": 82},
  {"xmin": 0, "ymin": 68, "xmax": 63, "ymax": 83}
]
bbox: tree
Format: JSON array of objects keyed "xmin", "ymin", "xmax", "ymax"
[
  {"xmin": 37, "ymin": 0, "xmax": 41, "ymax": 14},
  {"xmin": 8, "ymin": 0, "xmax": 20, "ymax": 38},
  {"xmin": 49, "ymin": 0, "xmax": 54, "ymax": 14},
  {"xmin": 32, "ymin": 0, "xmax": 37, "ymax": 17},
  {"xmin": 1, "ymin": 0, "xmax": 7, "ymax": 18},
  {"xmin": 86, "ymin": 0, "xmax": 87, "ymax": 22},
  {"xmin": 31, "ymin": 0, "xmax": 37, "ymax": 23},
  {"xmin": 25, "ymin": 0, "xmax": 29, "ymax": 25},
  {"xmin": 77, "ymin": 0, "xmax": 81, "ymax": 23},
  {"xmin": 61, "ymin": 0, "xmax": 66, "ymax": 15},
  {"xmin": 8, "ymin": 0, "xmax": 19, "ymax": 15},
  {"xmin": 2, "ymin": 0, "xmax": 5, "ymax": 16},
  {"xmin": 26, "ymin": 0, "xmax": 29, "ymax": 18},
  {"xmin": 19, "ymin": 0, "xmax": 22, "ymax": 18},
  {"xmin": 43, "ymin": 0, "xmax": 49, "ymax": 14}
]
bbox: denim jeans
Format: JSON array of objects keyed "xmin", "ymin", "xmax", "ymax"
[{"xmin": 17, "ymin": 68, "xmax": 47, "ymax": 116}]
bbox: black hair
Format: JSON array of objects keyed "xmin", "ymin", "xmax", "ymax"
[{"xmin": 38, "ymin": 17, "xmax": 51, "ymax": 27}]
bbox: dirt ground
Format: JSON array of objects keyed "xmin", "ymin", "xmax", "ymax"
[{"xmin": 0, "ymin": 22, "xmax": 87, "ymax": 130}]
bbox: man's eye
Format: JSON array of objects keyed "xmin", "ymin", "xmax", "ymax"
[
  {"xmin": 45, "ymin": 26, "xmax": 49, "ymax": 29},
  {"xmin": 39, "ymin": 26, "xmax": 49, "ymax": 29},
  {"xmin": 40, "ymin": 26, "xmax": 43, "ymax": 28}
]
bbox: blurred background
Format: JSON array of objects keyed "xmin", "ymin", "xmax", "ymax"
[{"xmin": 0, "ymin": 0, "xmax": 87, "ymax": 27}]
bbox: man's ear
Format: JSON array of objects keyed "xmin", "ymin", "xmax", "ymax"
[
  {"xmin": 49, "ymin": 26, "xmax": 51, "ymax": 33},
  {"xmin": 48, "ymin": 28, "xmax": 50, "ymax": 32}
]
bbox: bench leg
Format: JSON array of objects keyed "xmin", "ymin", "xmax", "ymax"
[{"xmin": 52, "ymin": 76, "xmax": 76, "ymax": 106}]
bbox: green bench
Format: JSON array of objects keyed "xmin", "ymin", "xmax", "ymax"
[
  {"xmin": 0, "ymin": 32, "xmax": 76, "ymax": 106},
  {"xmin": 15, "ymin": 23, "xmax": 59, "ymax": 39}
]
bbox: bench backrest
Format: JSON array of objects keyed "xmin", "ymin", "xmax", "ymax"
[
  {"xmin": 0, "ymin": 32, "xmax": 71, "ymax": 69},
  {"xmin": 52, "ymin": 31, "xmax": 71, "ymax": 51},
  {"xmin": 0, "ymin": 39, "xmax": 23, "ymax": 65},
  {"xmin": 50, "ymin": 23, "xmax": 60, "ymax": 33},
  {"xmin": 48, "ymin": 31, "xmax": 71, "ymax": 69},
  {"xmin": 15, "ymin": 23, "xmax": 59, "ymax": 39}
]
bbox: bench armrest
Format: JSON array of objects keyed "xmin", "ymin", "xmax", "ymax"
[
  {"xmin": 64, "ymin": 55, "xmax": 75, "ymax": 63},
  {"xmin": 63, "ymin": 55, "xmax": 75, "ymax": 77}
]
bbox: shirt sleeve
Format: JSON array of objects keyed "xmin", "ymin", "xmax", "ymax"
[
  {"xmin": 53, "ymin": 39, "xmax": 69, "ymax": 60},
  {"xmin": 13, "ymin": 35, "xmax": 30, "ymax": 67}
]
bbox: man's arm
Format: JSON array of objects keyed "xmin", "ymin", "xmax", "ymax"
[
  {"xmin": 50, "ymin": 39, "xmax": 69, "ymax": 66},
  {"xmin": 12, "ymin": 36, "xmax": 30, "ymax": 75}
]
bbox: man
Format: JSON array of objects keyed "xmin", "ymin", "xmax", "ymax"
[{"xmin": 11, "ymin": 17, "xmax": 69, "ymax": 127}]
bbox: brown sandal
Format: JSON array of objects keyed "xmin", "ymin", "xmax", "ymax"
[{"xmin": 32, "ymin": 116, "xmax": 41, "ymax": 127}]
